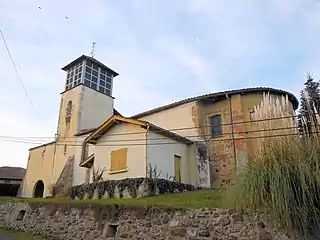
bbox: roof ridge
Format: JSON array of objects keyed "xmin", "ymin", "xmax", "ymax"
[{"xmin": 131, "ymin": 87, "xmax": 299, "ymax": 119}]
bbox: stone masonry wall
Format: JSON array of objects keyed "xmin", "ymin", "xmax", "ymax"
[{"xmin": 0, "ymin": 202, "xmax": 298, "ymax": 240}]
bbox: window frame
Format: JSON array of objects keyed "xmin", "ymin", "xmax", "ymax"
[
  {"xmin": 209, "ymin": 114, "xmax": 223, "ymax": 138},
  {"xmin": 84, "ymin": 60, "xmax": 113, "ymax": 95},
  {"xmin": 109, "ymin": 148, "xmax": 128, "ymax": 174},
  {"xmin": 65, "ymin": 62, "xmax": 82, "ymax": 90}
]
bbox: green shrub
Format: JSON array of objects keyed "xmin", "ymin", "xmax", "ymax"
[
  {"xmin": 231, "ymin": 93, "xmax": 320, "ymax": 237},
  {"xmin": 233, "ymin": 137, "xmax": 320, "ymax": 235}
]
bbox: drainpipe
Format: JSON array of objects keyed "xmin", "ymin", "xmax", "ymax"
[
  {"xmin": 51, "ymin": 133, "xmax": 58, "ymax": 186},
  {"xmin": 145, "ymin": 124, "xmax": 150, "ymax": 178},
  {"xmin": 51, "ymin": 97, "xmax": 63, "ymax": 190},
  {"xmin": 226, "ymin": 94, "xmax": 237, "ymax": 171}
]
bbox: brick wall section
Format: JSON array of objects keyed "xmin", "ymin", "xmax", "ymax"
[
  {"xmin": 0, "ymin": 203, "xmax": 301, "ymax": 240},
  {"xmin": 52, "ymin": 155, "xmax": 74, "ymax": 197}
]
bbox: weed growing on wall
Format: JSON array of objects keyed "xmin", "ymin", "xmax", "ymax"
[{"xmin": 231, "ymin": 93, "xmax": 320, "ymax": 238}]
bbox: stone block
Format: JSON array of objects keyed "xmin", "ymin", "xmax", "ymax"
[
  {"xmin": 137, "ymin": 179, "xmax": 150, "ymax": 198},
  {"xmin": 122, "ymin": 187, "xmax": 131, "ymax": 199}
]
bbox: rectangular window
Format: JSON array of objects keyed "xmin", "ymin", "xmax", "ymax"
[
  {"xmin": 91, "ymin": 82, "xmax": 97, "ymax": 89},
  {"xmin": 85, "ymin": 73, "xmax": 91, "ymax": 79},
  {"xmin": 85, "ymin": 66, "xmax": 91, "ymax": 73},
  {"xmin": 210, "ymin": 115, "xmax": 222, "ymax": 137},
  {"xmin": 92, "ymin": 70, "xmax": 98, "ymax": 77},
  {"xmin": 174, "ymin": 155, "xmax": 181, "ymax": 182},
  {"xmin": 91, "ymin": 76, "xmax": 98, "ymax": 83},
  {"xmin": 100, "ymin": 79, "xmax": 106, "ymax": 86},
  {"xmin": 106, "ymin": 76, "xmax": 112, "ymax": 84},
  {"xmin": 110, "ymin": 148, "xmax": 128, "ymax": 172},
  {"xmin": 84, "ymin": 79, "xmax": 90, "ymax": 87},
  {"xmin": 86, "ymin": 61, "xmax": 93, "ymax": 68},
  {"xmin": 93, "ymin": 64, "xmax": 99, "ymax": 71}
]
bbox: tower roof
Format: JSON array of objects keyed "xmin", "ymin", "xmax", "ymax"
[{"xmin": 61, "ymin": 55, "xmax": 119, "ymax": 77}]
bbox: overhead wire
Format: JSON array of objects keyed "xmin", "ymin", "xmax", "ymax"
[
  {"xmin": 0, "ymin": 29, "xmax": 40, "ymax": 121},
  {"xmin": 0, "ymin": 124, "xmax": 313, "ymax": 147},
  {"xmin": 0, "ymin": 112, "xmax": 308, "ymax": 140},
  {"xmin": 0, "ymin": 131, "xmax": 311, "ymax": 147},
  {"xmin": 0, "ymin": 125, "xmax": 303, "ymax": 144}
]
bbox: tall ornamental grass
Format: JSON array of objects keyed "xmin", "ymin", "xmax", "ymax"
[{"xmin": 232, "ymin": 93, "xmax": 320, "ymax": 237}]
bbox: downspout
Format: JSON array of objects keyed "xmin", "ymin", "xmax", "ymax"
[
  {"xmin": 145, "ymin": 124, "xmax": 150, "ymax": 178},
  {"xmin": 226, "ymin": 94, "xmax": 237, "ymax": 171},
  {"xmin": 51, "ymin": 97, "xmax": 63, "ymax": 190},
  {"xmin": 80, "ymin": 141, "xmax": 87, "ymax": 167},
  {"xmin": 51, "ymin": 134, "xmax": 58, "ymax": 190}
]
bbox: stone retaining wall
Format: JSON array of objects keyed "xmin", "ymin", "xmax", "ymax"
[{"xmin": 0, "ymin": 202, "xmax": 298, "ymax": 240}]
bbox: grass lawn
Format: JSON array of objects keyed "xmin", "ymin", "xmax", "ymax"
[
  {"xmin": 0, "ymin": 228, "xmax": 45, "ymax": 240},
  {"xmin": 0, "ymin": 189, "xmax": 226, "ymax": 209}
]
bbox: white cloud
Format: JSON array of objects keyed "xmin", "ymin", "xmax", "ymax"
[{"xmin": 155, "ymin": 39, "xmax": 207, "ymax": 81}]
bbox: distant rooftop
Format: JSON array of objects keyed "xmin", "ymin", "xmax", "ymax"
[{"xmin": 0, "ymin": 166, "xmax": 26, "ymax": 180}]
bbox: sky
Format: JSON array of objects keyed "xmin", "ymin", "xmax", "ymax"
[{"xmin": 1, "ymin": 0, "xmax": 320, "ymax": 168}]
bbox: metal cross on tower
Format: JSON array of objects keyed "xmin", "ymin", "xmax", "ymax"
[{"xmin": 90, "ymin": 42, "xmax": 96, "ymax": 58}]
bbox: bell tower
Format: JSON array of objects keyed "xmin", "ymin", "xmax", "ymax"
[
  {"xmin": 56, "ymin": 55, "xmax": 119, "ymax": 140},
  {"xmin": 51, "ymin": 55, "xmax": 119, "ymax": 183}
]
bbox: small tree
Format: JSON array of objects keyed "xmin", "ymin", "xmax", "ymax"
[
  {"xmin": 146, "ymin": 163, "xmax": 161, "ymax": 178},
  {"xmin": 92, "ymin": 167, "xmax": 105, "ymax": 183},
  {"xmin": 298, "ymin": 74, "xmax": 320, "ymax": 136}
]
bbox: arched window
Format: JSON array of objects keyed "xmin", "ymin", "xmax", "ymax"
[
  {"xmin": 66, "ymin": 101, "xmax": 72, "ymax": 117},
  {"xmin": 64, "ymin": 144, "xmax": 67, "ymax": 155}
]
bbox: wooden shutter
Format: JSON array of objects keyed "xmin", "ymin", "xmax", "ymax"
[
  {"xmin": 174, "ymin": 155, "xmax": 181, "ymax": 182},
  {"xmin": 110, "ymin": 150, "xmax": 118, "ymax": 171},
  {"xmin": 118, "ymin": 148, "xmax": 127, "ymax": 170},
  {"xmin": 110, "ymin": 148, "xmax": 127, "ymax": 171}
]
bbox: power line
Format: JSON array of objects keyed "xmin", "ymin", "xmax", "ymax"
[
  {"xmin": 0, "ymin": 125, "xmax": 301, "ymax": 144},
  {"xmin": 0, "ymin": 29, "xmax": 40, "ymax": 120},
  {"xmin": 0, "ymin": 112, "xmax": 306, "ymax": 140},
  {"xmin": 0, "ymin": 128, "xmax": 311, "ymax": 147}
]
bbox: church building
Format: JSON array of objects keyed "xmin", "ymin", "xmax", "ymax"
[{"xmin": 21, "ymin": 54, "xmax": 299, "ymax": 198}]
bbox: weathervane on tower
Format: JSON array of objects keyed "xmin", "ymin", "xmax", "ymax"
[{"xmin": 90, "ymin": 42, "xmax": 96, "ymax": 58}]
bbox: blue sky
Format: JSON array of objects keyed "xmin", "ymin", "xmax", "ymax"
[{"xmin": 1, "ymin": 0, "xmax": 320, "ymax": 168}]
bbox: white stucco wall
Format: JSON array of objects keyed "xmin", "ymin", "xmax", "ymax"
[
  {"xmin": 72, "ymin": 134, "xmax": 95, "ymax": 186},
  {"xmin": 138, "ymin": 102, "xmax": 201, "ymax": 141},
  {"xmin": 78, "ymin": 86, "xmax": 114, "ymax": 131},
  {"xmin": 94, "ymin": 124, "xmax": 147, "ymax": 181},
  {"xmin": 147, "ymin": 131, "xmax": 190, "ymax": 184}
]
